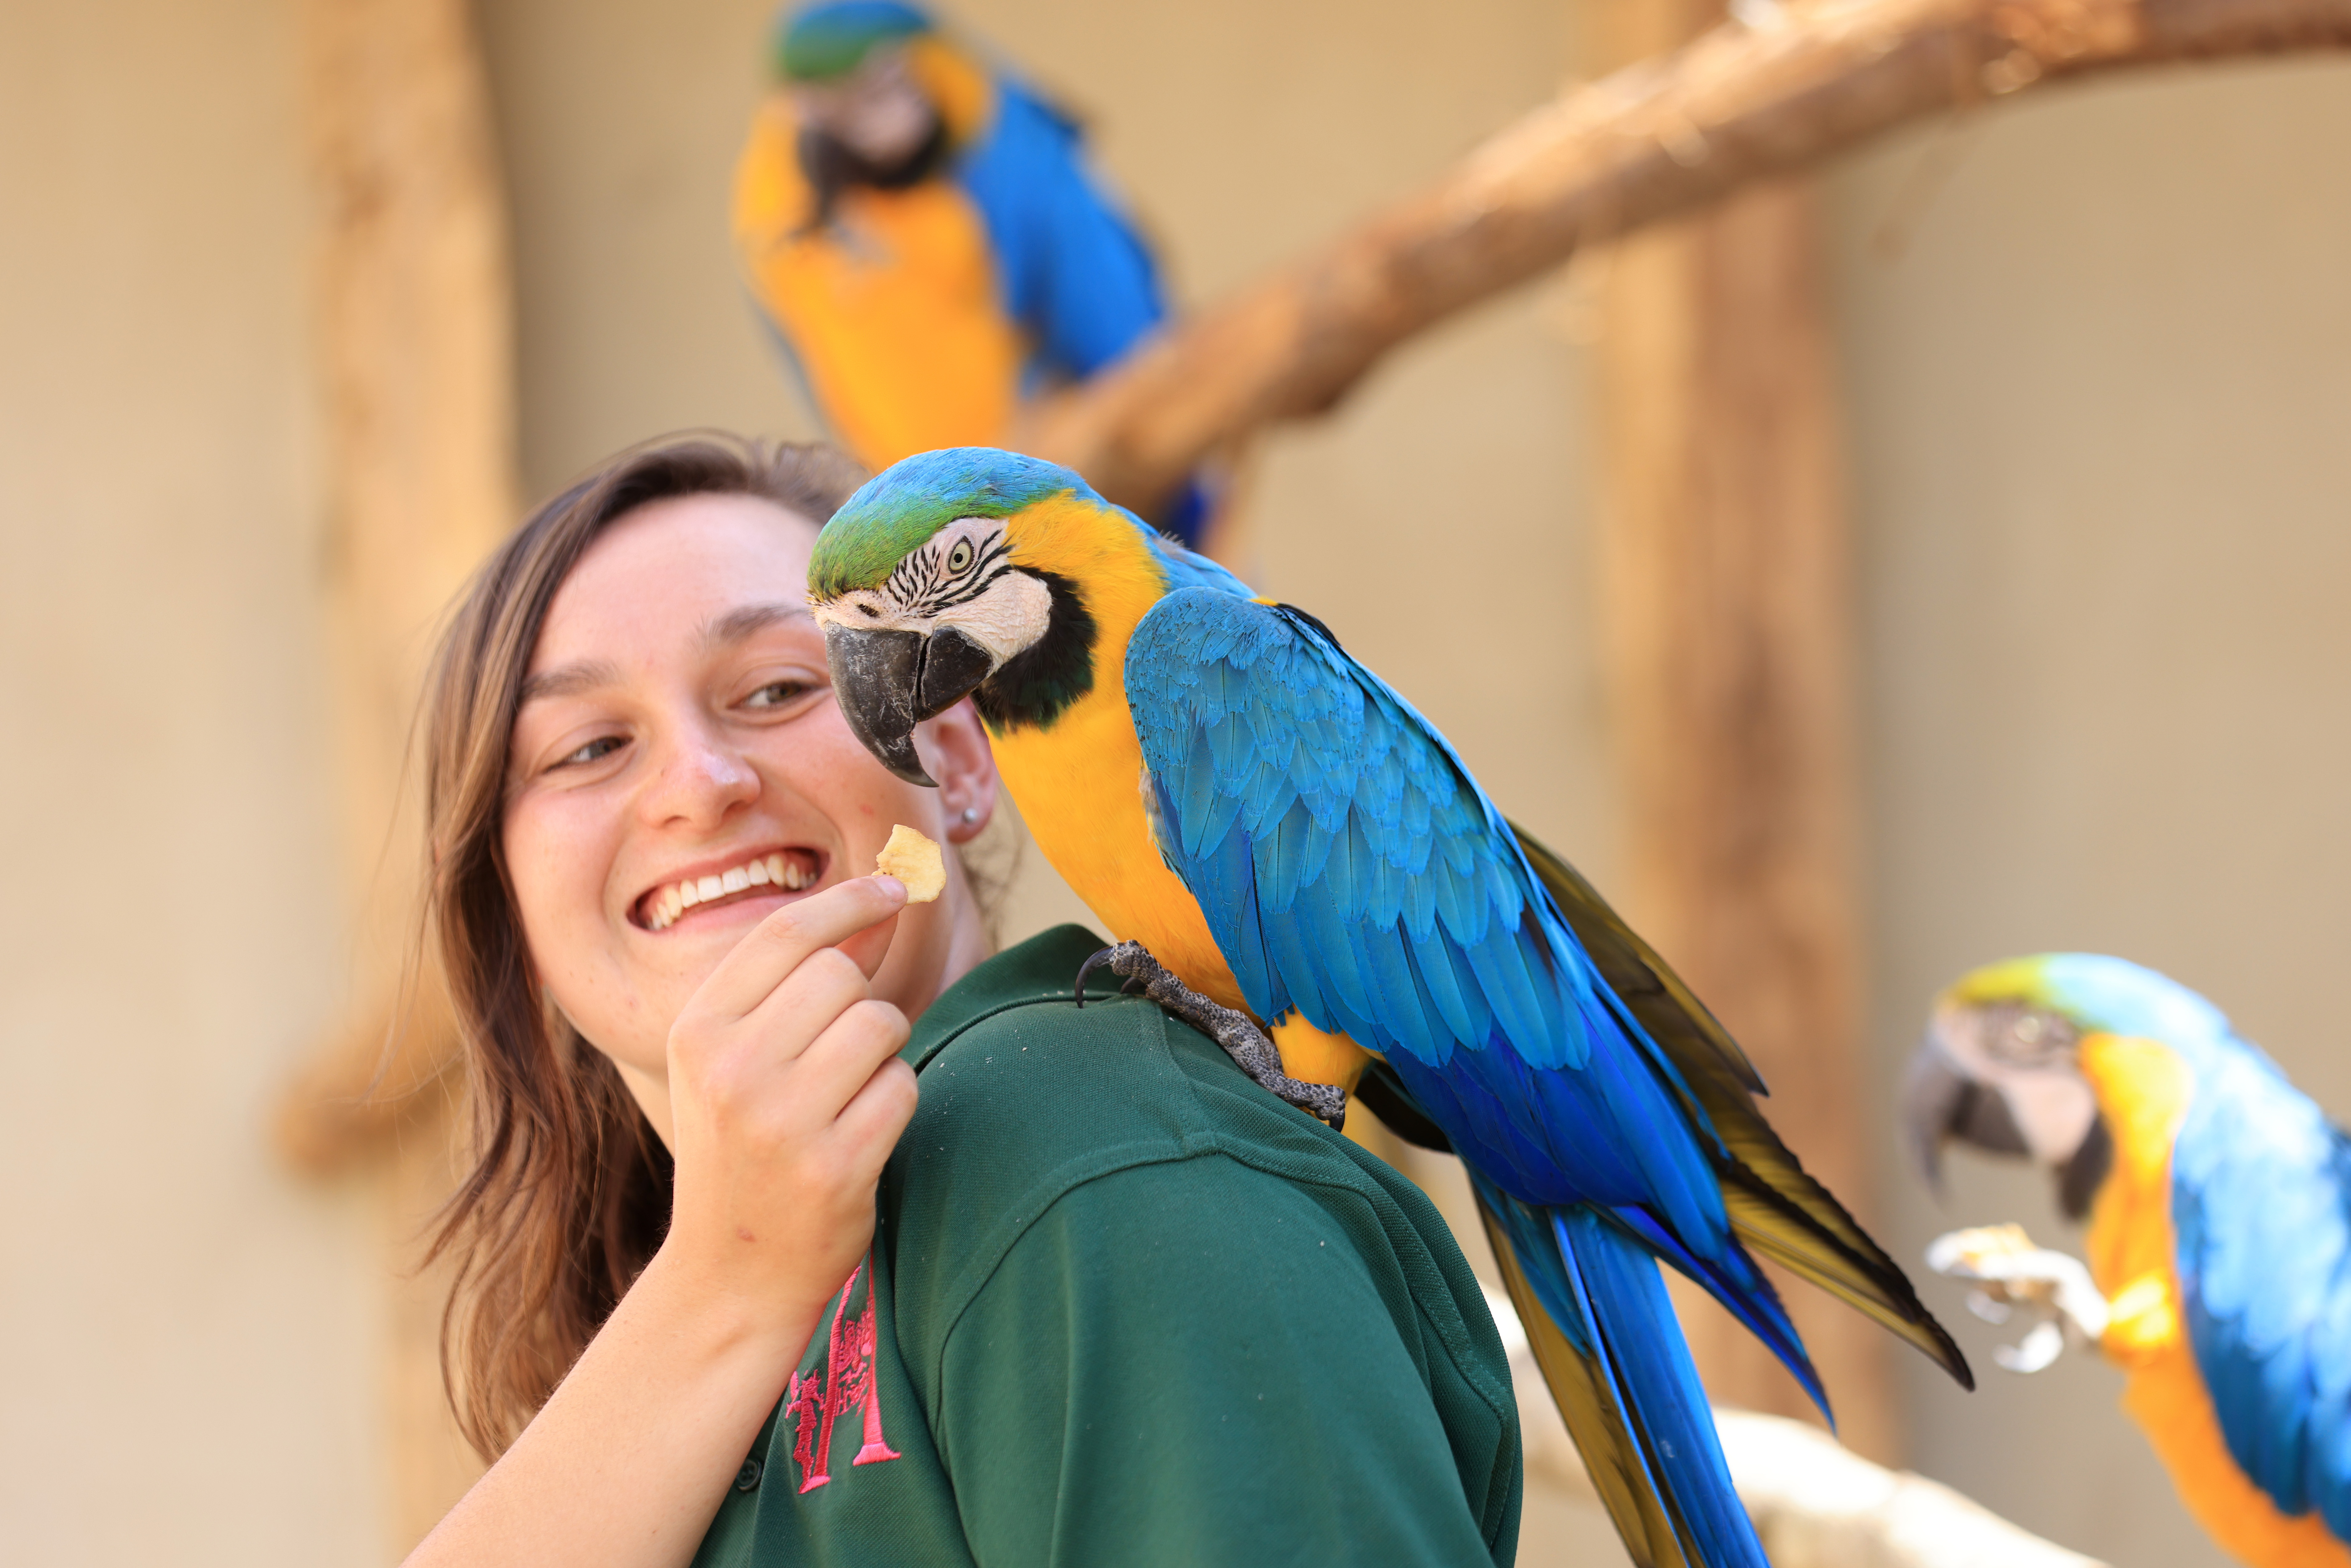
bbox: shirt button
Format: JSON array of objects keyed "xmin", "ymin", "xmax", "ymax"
[{"xmin": 735, "ymin": 1456, "xmax": 764, "ymax": 1492}]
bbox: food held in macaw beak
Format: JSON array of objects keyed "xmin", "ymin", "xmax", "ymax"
[{"xmin": 874, "ymin": 824, "xmax": 945, "ymax": 902}]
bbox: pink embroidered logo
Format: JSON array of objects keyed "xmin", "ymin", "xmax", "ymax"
[{"xmin": 783, "ymin": 1255, "xmax": 901, "ymax": 1492}]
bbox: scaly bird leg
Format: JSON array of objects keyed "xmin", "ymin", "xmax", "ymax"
[{"xmin": 1075, "ymin": 941, "xmax": 1348, "ymax": 1131}]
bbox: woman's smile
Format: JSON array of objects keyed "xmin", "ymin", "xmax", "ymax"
[{"xmin": 636, "ymin": 845, "xmax": 828, "ymax": 932}]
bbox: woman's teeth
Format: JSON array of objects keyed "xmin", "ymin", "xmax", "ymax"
[{"xmin": 644, "ymin": 852, "xmax": 814, "ymax": 931}]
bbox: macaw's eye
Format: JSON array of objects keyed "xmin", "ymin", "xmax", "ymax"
[
  {"xmin": 1986, "ymin": 1005, "xmax": 2077, "ymax": 1064},
  {"xmin": 946, "ymin": 540, "xmax": 975, "ymax": 573}
]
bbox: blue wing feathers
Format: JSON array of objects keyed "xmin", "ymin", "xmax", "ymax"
[
  {"xmin": 953, "ymin": 81, "xmax": 1166, "ymax": 384},
  {"xmin": 2172, "ymin": 1041, "xmax": 2351, "ymax": 1537},
  {"xmin": 1127, "ymin": 585, "xmax": 1833, "ymax": 1501}
]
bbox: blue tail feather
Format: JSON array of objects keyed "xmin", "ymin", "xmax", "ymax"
[
  {"xmin": 1477, "ymin": 1174, "xmax": 1767, "ymax": 1568},
  {"xmin": 1609, "ymin": 1205, "xmax": 1831, "ymax": 1426}
]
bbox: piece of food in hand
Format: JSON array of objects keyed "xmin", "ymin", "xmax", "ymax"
[{"xmin": 874, "ymin": 825, "xmax": 947, "ymax": 903}]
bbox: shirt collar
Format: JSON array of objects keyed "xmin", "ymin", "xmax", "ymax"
[{"xmin": 904, "ymin": 923, "xmax": 1112, "ymax": 1070}]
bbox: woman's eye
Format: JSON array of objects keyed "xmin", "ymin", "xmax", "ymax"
[
  {"xmin": 745, "ymin": 679, "xmax": 816, "ymax": 709},
  {"xmin": 946, "ymin": 539, "xmax": 975, "ymax": 573},
  {"xmin": 559, "ymin": 736, "xmax": 625, "ymax": 768}
]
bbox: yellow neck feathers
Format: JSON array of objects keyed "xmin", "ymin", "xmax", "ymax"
[{"xmin": 987, "ymin": 498, "xmax": 1370, "ymax": 1094}]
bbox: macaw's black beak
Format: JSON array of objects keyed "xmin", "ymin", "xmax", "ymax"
[
  {"xmin": 823, "ymin": 624, "xmax": 995, "ymax": 787},
  {"xmin": 1901, "ymin": 1031, "xmax": 2030, "ymax": 1193}
]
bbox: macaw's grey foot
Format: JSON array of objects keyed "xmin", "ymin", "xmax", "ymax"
[{"xmin": 1075, "ymin": 941, "xmax": 1347, "ymax": 1131}]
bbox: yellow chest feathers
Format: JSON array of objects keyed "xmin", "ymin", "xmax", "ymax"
[
  {"xmin": 988, "ymin": 499, "xmax": 1241, "ymax": 1009},
  {"xmin": 983, "ymin": 503, "xmax": 1374, "ymax": 1096}
]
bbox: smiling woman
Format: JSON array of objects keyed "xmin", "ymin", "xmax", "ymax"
[
  {"xmin": 401, "ymin": 433, "xmax": 1526, "ymax": 1568},
  {"xmin": 415, "ymin": 436, "xmax": 997, "ymax": 1461}
]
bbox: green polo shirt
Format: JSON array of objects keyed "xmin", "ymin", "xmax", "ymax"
[{"xmin": 692, "ymin": 924, "xmax": 1521, "ymax": 1567}]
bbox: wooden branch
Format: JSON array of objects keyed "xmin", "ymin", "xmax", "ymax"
[
  {"xmin": 1491, "ymin": 1287, "xmax": 2105, "ymax": 1566},
  {"xmin": 1725, "ymin": 1410, "xmax": 2108, "ymax": 1567},
  {"xmin": 1016, "ymin": 0, "xmax": 2351, "ymax": 505},
  {"xmin": 1526, "ymin": 1410, "xmax": 2110, "ymax": 1566}
]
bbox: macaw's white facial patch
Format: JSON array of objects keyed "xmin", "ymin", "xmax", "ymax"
[
  {"xmin": 1934, "ymin": 1001, "xmax": 2102, "ymax": 1165},
  {"xmin": 943, "ymin": 565, "xmax": 1051, "ymax": 664},
  {"xmin": 811, "ymin": 517, "xmax": 1051, "ymax": 667}
]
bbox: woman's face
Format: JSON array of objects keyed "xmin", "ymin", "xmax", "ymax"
[{"xmin": 502, "ymin": 492, "xmax": 996, "ymax": 1121}]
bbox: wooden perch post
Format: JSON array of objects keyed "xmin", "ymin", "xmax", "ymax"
[
  {"xmin": 1015, "ymin": 0, "xmax": 2351, "ymax": 506},
  {"xmin": 1585, "ymin": 0, "xmax": 1887, "ymax": 1451},
  {"xmin": 1596, "ymin": 166, "xmax": 1888, "ymax": 1449},
  {"xmin": 289, "ymin": 0, "xmax": 519, "ymax": 1546}
]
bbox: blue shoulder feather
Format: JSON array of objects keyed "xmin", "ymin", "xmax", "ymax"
[
  {"xmin": 2173, "ymin": 1040, "xmax": 2351, "ymax": 1539},
  {"xmin": 1123, "ymin": 589, "xmax": 1810, "ymax": 1365}
]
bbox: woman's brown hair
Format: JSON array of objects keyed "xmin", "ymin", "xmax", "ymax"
[{"xmin": 421, "ymin": 433, "xmax": 866, "ymax": 1459}]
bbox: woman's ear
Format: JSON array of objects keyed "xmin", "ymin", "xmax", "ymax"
[{"xmin": 918, "ymin": 699, "xmax": 998, "ymax": 843}]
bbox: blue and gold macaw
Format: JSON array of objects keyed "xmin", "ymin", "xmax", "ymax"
[
  {"xmin": 1908, "ymin": 955, "xmax": 2351, "ymax": 1568},
  {"xmin": 732, "ymin": 2, "xmax": 1211, "ymax": 545},
  {"xmin": 807, "ymin": 448, "xmax": 1970, "ymax": 1568}
]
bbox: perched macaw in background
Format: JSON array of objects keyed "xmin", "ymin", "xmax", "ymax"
[
  {"xmin": 1908, "ymin": 954, "xmax": 2351, "ymax": 1568},
  {"xmin": 806, "ymin": 447, "xmax": 1971, "ymax": 1568},
  {"xmin": 732, "ymin": 1, "xmax": 1213, "ymax": 546}
]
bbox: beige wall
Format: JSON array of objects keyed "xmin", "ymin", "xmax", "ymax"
[
  {"xmin": 0, "ymin": 0, "xmax": 382, "ymax": 1563},
  {"xmin": 1831, "ymin": 60, "xmax": 2351, "ymax": 1568}
]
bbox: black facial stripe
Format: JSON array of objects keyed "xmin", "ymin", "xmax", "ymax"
[
  {"xmin": 923, "ymin": 562, "xmax": 1016, "ymax": 612},
  {"xmin": 885, "ymin": 531, "xmax": 1013, "ymax": 616}
]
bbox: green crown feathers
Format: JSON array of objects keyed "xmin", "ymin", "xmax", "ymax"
[{"xmin": 809, "ymin": 447, "xmax": 1083, "ymax": 598}]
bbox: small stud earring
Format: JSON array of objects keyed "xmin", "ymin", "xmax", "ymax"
[{"xmin": 960, "ymin": 807, "xmax": 980, "ymax": 825}]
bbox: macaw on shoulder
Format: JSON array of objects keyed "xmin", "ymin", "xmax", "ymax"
[
  {"xmin": 732, "ymin": 2, "xmax": 1211, "ymax": 545},
  {"xmin": 805, "ymin": 446, "xmax": 1971, "ymax": 1568},
  {"xmin": 1908, "ymin": 954, "xmax": 2351, "ymax": 1568}
]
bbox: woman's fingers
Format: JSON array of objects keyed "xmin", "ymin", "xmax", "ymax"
[
  {"xmin": 827, "ymin": 1055, "xmax": 919, "ymax": 1179},
  {"xmin": 783, "ymin": 998, "xmax": 911, "ymax": 1114},
  {"xmin": 834, "ymin": 889, "xmax": 902, "ymax": 980},
  {"xmin": 687, "ymin": 874, "xmax": 907, "ymax": 1023}
]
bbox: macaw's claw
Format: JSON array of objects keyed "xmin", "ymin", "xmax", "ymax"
[
  {"xmin": 1080, "ymin": 940, "xmax": 1348, "ymax": 1131},
  {"xmin": 1924, "ymin": 1223, "xmax": 2111, "ymax": 1373},
  {"xmin": 1071, "ymin": 946, "xmax": 1152, "ymax": 1005},
  {"xmin": 1072, "ymin": 946, "xmax": 1116, "ymax": 1006}
]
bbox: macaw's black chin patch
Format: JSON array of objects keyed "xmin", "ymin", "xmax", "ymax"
[
  {"xmin": 2056, "ymin": 1115, "xmax": 2113, "ymax": 1221},
  {"xmin": 973, "ymin": 569, "xmax": 1094, "ymax": 732},
  {"xmin": 795, "ymin": 117, "xmax": 950, "ymax": 232}
]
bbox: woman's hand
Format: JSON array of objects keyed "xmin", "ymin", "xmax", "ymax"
[
  {"xmin": 405, "ymin": 874, "xmax": 918, "ymax": 1568},
  {"xmin": 658, "ymin": 872, "xmax": 920, "ymax": 1328}
]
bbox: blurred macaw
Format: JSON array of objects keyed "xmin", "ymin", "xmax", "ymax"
[
  {"xmin": 806, "ymin": 447, "xmax": 1970, "ymax": 1568},
  {"xmin": 732, "ymin": 2, "xmax": 1211, "ymax": 546},
  {"xmin": 1908, "ymin": 953, "xmax": 2351, "ymax": 1568}
]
